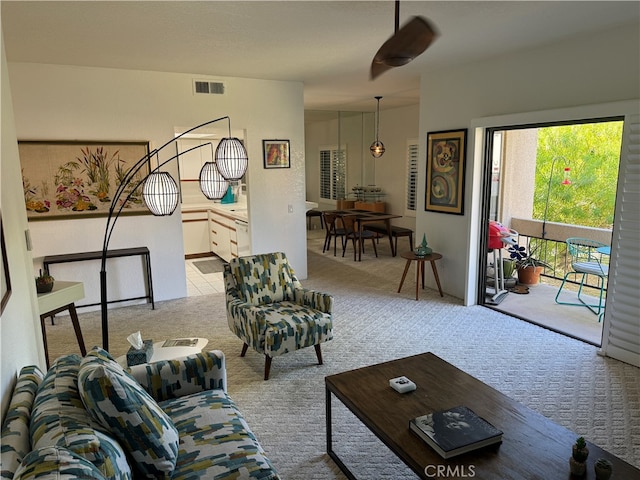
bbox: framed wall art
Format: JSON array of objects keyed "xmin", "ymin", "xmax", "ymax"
[
  {"xmin": 425, "ymin": 129, "xmax": 467, "ymax": 215},
  {"xmin": 19, "ymin": 140, "xmax": 150, "ymax": 220},
  {"xmin": 262, "ymin": 140, "xmax": 290, "ymax": 169},
  {"xmin": 1, "ymin": 214, "xmax": 11, "ymax": 315}
]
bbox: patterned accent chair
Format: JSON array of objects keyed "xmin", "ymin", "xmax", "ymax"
[{"xmin": 224, "ymin": 252, "xmax": 333, "ymax": 380}]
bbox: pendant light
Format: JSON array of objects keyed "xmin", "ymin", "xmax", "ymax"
[{"xmin": 370, "ymin": 96, "xmax": 385, "ymax": 158}]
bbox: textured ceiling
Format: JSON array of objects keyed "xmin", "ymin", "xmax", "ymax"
[{"xmin": 2, "ymin": 1, "xmax": 638, "ymax": 112}]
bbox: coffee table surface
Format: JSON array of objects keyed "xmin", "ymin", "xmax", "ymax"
[{"xmin": 325, "ymin": 352, "xmax": 639, "ymax": 479}]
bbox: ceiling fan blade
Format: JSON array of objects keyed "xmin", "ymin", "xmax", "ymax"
[{"xmin": 370, "ymin": 16, "xmax": 438, "ymax": 80}]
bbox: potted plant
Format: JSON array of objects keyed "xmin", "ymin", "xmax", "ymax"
[
  {"xmin": 569, "ymin": 436, "xmax": 589, "ymax": 477},
  {"xmin": 508, "ymin": 240, "xmax": 551, "ymax": 286},
  {"xmin": 594, "ymin": 458, "xmax": 613, "ymax": 480},
  {"xmin": 35, "ymin": 269, "xmax": 55, "ymax": 294}
]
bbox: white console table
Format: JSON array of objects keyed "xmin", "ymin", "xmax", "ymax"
[{"xmin": 37, "ymin": 281, "xmax": 86, "ymax": 369}]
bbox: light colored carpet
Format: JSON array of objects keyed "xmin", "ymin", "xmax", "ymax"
[{"xmin": 42, "ymin": 231, "xmax": 640, "ymax": 478}]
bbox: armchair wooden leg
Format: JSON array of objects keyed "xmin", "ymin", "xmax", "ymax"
[
  {"xmin": 314, "ymin": 344, "xmax": 324, "ymax": 365},
  {"xmin": 241, "ymin": 343, "xmax": 249, "ymax": 357},
  {"xmin": 264, "ymin": 355, "xmax": 272, "ymax": 381}
]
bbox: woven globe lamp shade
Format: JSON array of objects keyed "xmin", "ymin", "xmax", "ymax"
[
  {"xmin": 199, "ymin": 162, "xmax": 229, "ymax": 200},
  {"xmin": 370, "ymin": 140, "xmax": 386, "ymax": 158},
  {"xmin": 142, "ymin": 172, "xmax": 179, "ymax": 216},
  {"xmin": 215, "ymin": 138, "xmax": 248, "ymax": 181}
]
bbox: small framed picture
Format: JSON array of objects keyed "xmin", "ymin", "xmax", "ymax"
[{"xmin": 262, "ymin": 140, "xmax": 290, "ymax": 169}]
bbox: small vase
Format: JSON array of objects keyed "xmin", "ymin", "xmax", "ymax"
[{"xmin": 415, "ymin": 234, "xmax": 432, "ymax": 257}]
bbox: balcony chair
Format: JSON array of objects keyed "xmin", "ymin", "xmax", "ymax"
[
  {"xmin": 341, "ymin": 215, "xmax": 378, "ymax": 261},
  {"xmin": 223, "ymin": 252, "xmax": 333, "ymax": 380},
  {"xmin": 555, "ymin": 237, "xmax": 609, "ymax": 320},
  {"xmin": 322, "ymin": 212, "xmax": 346, "ymax": 256}
]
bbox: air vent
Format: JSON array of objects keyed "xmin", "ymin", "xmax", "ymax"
[{"xmin": 193, "ymin": 80, "xmax": 225, "ymax": 95}]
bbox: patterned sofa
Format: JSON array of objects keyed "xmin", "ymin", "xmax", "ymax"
[{"xmin": 1, "ymin": 347, "xmax": 279, "ymax": 480}]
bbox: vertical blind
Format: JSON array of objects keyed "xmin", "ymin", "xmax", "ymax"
[{"xmin": 601, "ymin": 112, "xmax": 640, "ymax": 367}]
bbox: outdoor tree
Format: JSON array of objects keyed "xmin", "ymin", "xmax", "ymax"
[{"xmin": 533, "ymin": 121, "xmax": 622, "ymax": 229}]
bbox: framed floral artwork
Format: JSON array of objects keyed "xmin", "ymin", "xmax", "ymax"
[
  {"xmin": 262, "ymin": 140, "xmax": 290, "ymax": 169},
  {"xmin": 425, "ymin": 129, "xmax": 467, "ymax": 215},
  {"xmin": 19, "ymin": 140, "xmax": 150, "ymax": 220}
]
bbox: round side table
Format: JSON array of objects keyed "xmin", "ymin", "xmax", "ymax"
[{"xmin": 397, "ymin": 251, "xmax": 444, "ymax": 300}]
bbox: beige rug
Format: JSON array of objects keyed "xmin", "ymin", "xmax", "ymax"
[{"xmin": 42, "ymin": 232, "xmax": 640, "ymax": 478}]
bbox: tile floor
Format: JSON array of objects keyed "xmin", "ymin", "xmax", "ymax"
[{"xmin": 185, "ymin": 258, "xmax": 225, "ymax": 296}]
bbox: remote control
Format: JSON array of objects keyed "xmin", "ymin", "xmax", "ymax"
[{"xmin": 389, "ymin": 376, "xmax": 417, "ymax": 393}]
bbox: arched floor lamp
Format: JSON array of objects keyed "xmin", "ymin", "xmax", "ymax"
[{"xmin": 100, "ymin": 116, "xmax": 247, "ymax": 350}]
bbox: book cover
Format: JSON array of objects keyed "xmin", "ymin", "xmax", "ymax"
[
  {"xmin": 163, "ymin": 338, "xmax": 198, "ymax": 347},
  {"xmin": 409, "ymin": 405, "xmax": 503, "ymax": 459}
]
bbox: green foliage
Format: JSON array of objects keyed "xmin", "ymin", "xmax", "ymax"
[{"xmin": 533, "ymin": 121, "xmax": 622, "ymax": 229}]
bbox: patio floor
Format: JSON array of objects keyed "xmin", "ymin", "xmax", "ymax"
[{"xmin": 488, "ymin": 281, "xmax": 604, "ymax": 346}]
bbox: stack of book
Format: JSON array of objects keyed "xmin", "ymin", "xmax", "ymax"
[{"xmin": 409, "ymin": 405, "xmax": 503, "ymax": 459}]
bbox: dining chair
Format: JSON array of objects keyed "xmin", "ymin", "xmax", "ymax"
[
  {"xmin": 341, "ymin": 215, "xmax": 378, "ymax": 261},
  {"xmin": 322, "ymin": 212, "xmax": 346, "ymax": 256},
  {"xmin": 555, "ymin": 237, "xmax": 609, "ymax": 320}
]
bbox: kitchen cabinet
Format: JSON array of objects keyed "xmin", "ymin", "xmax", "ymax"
[
  {"xmin": 182, "ymin": 208, "xmax": 210, "ymax": 256},
  {"xmin": 207, "ymin": 207, "xmax": 246, "ymax": 262}
]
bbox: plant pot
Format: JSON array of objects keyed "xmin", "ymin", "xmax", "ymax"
[
  {"xmin": 569, "ymin": 457, "xmax": 586, "ymax": 477},
  {"xmin": 36, "ymin": 280, "xmax": 54, "ymax": 294},
  {"xmin": 517, "ymin": 266, "xmax": 543, "ymax": 286},
  {"xmin": 594, "ymin": 459, "xmax": 613, "ymax": 480}
]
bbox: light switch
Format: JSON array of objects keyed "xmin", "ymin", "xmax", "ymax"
[{"xmin": 288, "ymin": 204, "xmax": 293, "ymax": 213}]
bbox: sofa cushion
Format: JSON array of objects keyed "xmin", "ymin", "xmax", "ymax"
[
  {"xmin": 29, "ymin": 354, "xmax": 132, "ymax": 480},
  {"xmin": 160, "ymin": 389, "xmax": 279, "ymax": 480},
  {"xmin": 13, "ymin": 446, "xmax": 107, "ymax": 480},
  {"xmin": 78, "ymin": 347, "xmax": 179, "ymax": 479},
  {"xmin": 0, "ymin": 365, "xmax": 44, "ymax": 480},
  {"xmin": 230, "ymin": 252, "xmax": 295, "ymax": 306}
]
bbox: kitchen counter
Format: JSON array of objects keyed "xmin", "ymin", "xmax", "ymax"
[{"xmin": 181, "ymin": 202, "xmax": 248, "ymax": 221}]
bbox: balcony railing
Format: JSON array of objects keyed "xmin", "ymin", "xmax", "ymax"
[{"xmin": 506, "ymin": 218, "xmax": 612, "ymax": 291}]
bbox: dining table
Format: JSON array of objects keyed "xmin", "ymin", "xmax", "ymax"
[{"xmin": 324, "ymin": 209, "xmax": 402, "ymax": 260}]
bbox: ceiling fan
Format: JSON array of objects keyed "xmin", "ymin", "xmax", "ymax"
[{"xmin": 370, "ymin": 0, "xmax": 439, "ymax": 80}]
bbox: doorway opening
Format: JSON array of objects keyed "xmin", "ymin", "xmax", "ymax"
[{"xmin": 479, "ymin": 117, "xmax": 623, "ymax": 345}]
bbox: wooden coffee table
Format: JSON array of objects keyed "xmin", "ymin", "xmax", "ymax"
[{"xmin": 325, "ymin": 352, "xmax": 639, "ymax": 479}]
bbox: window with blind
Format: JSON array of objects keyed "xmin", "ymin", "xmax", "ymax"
[
  {"xmin": 319, "ymin": 146, "xmax": 346, "ymax": 201},
  {"xmin": 406, "ymin": 140, "xmax": 419, "ymax": 212}
]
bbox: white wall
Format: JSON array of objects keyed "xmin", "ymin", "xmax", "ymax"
[
  {"xmin": 1, "ymin": 38, "xmax": 45, "ymax": 420},
  {"xmin": 417, "ymin": 23, "xmax": 640, "ymax": 302},
  {"xmin": 8, "ymin": 63, "xmax": 307, "ymax": 312}
]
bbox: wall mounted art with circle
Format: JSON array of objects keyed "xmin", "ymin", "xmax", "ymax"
[{"xmin": 425, "ymin": 129, "xmax": 467, "ymax": 215}]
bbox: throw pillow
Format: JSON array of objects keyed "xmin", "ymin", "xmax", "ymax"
[
  {"xmin": 78, "ymin": 347, "xmax": 179, "ymax": 479},
  {"xmin": 13, "ymin": 446, "xmax": 107, "ymax": 480},
  {"xmin": 29, "ymin": 354, "xmax": 132, "ymax": 480}
]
